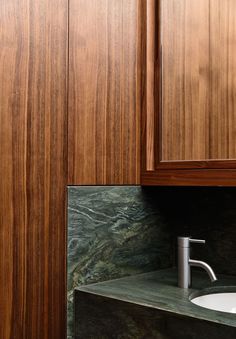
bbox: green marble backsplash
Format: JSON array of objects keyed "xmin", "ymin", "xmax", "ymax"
[
  {"xmin": 67, "ymin": 186, "xmax": 172, "ymax": 338},
  {"xmin": 150, "ymin": 187, "xmax": 236, "ymax": 275}
]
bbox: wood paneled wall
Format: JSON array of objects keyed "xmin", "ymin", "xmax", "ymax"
[
  {"xmin": 68, "ymin": 0, "xmax": 141, "ymax": 184},
  {"xmin": 0, "ymin": 0, "xmax": 68, "ymax": 338},
  {"xmin": 0, "ymin": 0, "xmax": 141, "ymax": 338},
  {"xmin": 0, "ymin": 0, "xmax": 141, "ymax": 339}
]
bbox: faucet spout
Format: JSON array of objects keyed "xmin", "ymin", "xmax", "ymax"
[{"xmin": 189, "ymin": 259, "xmax": 217, "ymax": 282}]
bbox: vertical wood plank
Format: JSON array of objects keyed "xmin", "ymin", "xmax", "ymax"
[
  {"xmin": 0, "ymin": 0, "xmax": 68, "ymax": 338},
  {"xmin": 68, "ymin": 0, "xmax": 140, "ymax": 184},
  {"xmin": 146, "ymin": 0, "xmax": 156, "ymax": 170},
  {"xmin": 0, "ymin": 1, "xmax": 27, "ymax": 337}
]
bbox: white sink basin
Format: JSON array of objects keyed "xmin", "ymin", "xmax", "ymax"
[{"xmin": 191, "ymin": 292, "xmax": 236, "ymax": 313}]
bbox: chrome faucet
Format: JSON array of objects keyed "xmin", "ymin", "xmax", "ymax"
[{"xmin": 178, "ymin": 237, "xmax": 217, "ymax": 288}]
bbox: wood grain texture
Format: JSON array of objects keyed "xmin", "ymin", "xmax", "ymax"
[
  {"xmin": 68, "ymin": 0, "xmax": 141, "ymax": 184},
  {"xmin": 146, "ymin": 0, "xmax": 156, "ymax": 170},
  {"xmin": 141, "ymin": 0, "xmax": 236, "ymax": 185},
  {"xmin": 141, "ymin": 170, "xmax": 236, "ymax": 187},
  {"xmin": 209, "ymin": 0, "xmax": 236, "ymax": 159},
  {"xmin": 161, "ymin": 0, "xmax": 236, "ymax": 161},
  {"xmin": 0, "ymin": 0, "xmax": 67, "ymax": 338}
]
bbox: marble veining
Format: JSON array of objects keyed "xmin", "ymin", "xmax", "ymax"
[
  {"xmin": 67, "ymin": 186, "xmax": 172, "ymax": 338},
  {"xmin": 75, "ymin": 269, "xmax": 236, "ymax": 338},
  {"xmin": 68, "ymin": 186, "xmax": 236, "ymax": 338},
  {"xmin": 76, "ymin": 268, "xmax": 236, "ymax": 328},
  {"xmin": 75, "ymin": 292, "xmax": 236, "ymax": 339}
]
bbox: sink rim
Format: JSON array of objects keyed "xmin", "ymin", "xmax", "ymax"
[
  {"xmin": 189, "ymin": 286, "xmax": 236, "ymax": 314},
  {"xmin": 189, "ymin": 285, "xmax": 236, "ymax": 301}
]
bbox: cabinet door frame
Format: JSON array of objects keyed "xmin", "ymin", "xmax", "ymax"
[{"xmin": 141, "ymin": 0, "xmax": 236, "ymax": 185}]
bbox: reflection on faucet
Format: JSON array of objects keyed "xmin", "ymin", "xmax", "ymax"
[{"xmin": 178, "ymin": 237, "xmax": 217, "ymax": 289}]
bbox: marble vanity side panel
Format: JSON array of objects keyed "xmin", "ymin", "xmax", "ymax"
[
  {"xmin": 74, "ymin": 292, "xmax": 236, "ymax": 339},
  {"xmin": 67, "ymin": 186, "xmax": 172, "ymax": 338}
]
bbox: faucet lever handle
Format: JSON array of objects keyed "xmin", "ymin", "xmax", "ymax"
[{"xmin": 189, "ymin": 238, "xmax": 205, "ymax": 244}]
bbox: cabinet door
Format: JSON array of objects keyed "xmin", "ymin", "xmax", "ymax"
[{"xmin": 142, "ymin": 0, "xmax": 236, "ymax": 185}]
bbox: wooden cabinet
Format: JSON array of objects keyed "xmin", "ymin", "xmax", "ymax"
[{"xmin": 142, "ymin": 0, "xmax": 236, "ymax": 186}]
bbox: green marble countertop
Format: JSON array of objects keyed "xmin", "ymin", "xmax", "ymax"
[{"xmin": 75, "ymin": 268, "xmax": 236, "ymax": 328}]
